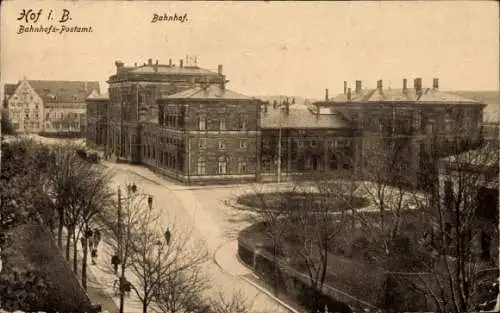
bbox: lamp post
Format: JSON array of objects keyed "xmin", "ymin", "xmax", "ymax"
[{"xmin": 116, "ymin": 182, "xmax": 154, "ymax": 313}]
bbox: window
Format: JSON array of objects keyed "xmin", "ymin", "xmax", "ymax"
[
  {"xmin": 239, "ymin": 140, "xmax": 247, "ymax": 149},
  {"xmin": 329, "ymin": 140, "xmax": 336, "ymax": 147},
  {"xmin": 25, "ymin": 111, "xmax": 29, "ymax": 119},
  {"xmin": 238, "ymin": 159, "xmax": 247, "ymax": 173},
  {"xmin": 219, "ymin": 118, "xmax": 226, "ymax": 131},
  {"xmin": 240, "ymin": 118, "xmax": 247, "ymax": 130},
  {"xmin": 199, "ymin": 138, "xmax": 206, "ymax": 149},
  {"xmin": 310, "ymin": 140, "xmax": 317, "ymax": 147},
  {"xmin": 198, "ymin": 117, "xmax": 206, "ymax": 130},
  {"xmin": 217, "ymin": 156, "xmax": 227, "ymax": 174},
  {"xmin": 218, "ymin": 140, "xmax": 226, "ymax": 149}
]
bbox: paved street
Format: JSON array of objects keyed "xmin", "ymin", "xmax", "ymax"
[{"xmin": 90, "ymin": 161, "xmax": 296, "ymax": 313}]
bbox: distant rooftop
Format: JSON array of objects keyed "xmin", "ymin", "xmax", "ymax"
[
  {"xmin": 160, "ymin": 84, "xmax": 253, "ymax": 100},
  {"xmin": 86, "ymin": 90, "xmax": 109, "ymax": 100},
  {"xmin": 261, "ymin": 105, "xmax": 353, "ymax": 129},
  {"xmin": 112, "ymin": 59, "xmax": 222, "ymax": 77},
  {"xmin": 325, "ymin": 78, "xmax": 482, "ymax": 105}
]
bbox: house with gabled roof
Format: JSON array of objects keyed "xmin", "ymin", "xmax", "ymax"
[{"xmin": 3, "ymin": 79, "xmax": 99, "ymax": 134}]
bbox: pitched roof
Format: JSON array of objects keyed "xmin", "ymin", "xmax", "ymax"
[
  {"xmin": 4, "ymin": 84, "xmax": 18, "ymax": 96},
  {"xmin": 261, "ymin": 106, "xmax": 353, "ymax": 129},
  {"xmin": 131, "ymin": 65, "xmax": 219, "ymax": 76},
  {"xmin": 331, "ymin": 88, "xmax": 479, "ymax": 104},
  {"xmin": 162, "ymin": 84, "xmax": 252, "ymax": 100},
  {"xmin": 86, "ymin": 90, "xmax": 109, "ymax": 100},
  {"xmin": 27, "ymin": 80, "xmax": 100, "ymax": 103}
]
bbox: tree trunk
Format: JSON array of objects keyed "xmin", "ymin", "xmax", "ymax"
[
  {"xmin": 72, "ymin": 234, "xmax": 78, "ymax": 273},
  {"xmin": 142, "ymin": 300, "xmax": 148, "ymax": 313},
  {"xmin": 57, "ymin": 208, "xmax": 64, "ymax": 249},
  {"xmin": 82, "ymin": 235, "xmax": 88, "ymax": 290},
  {"xmin": 65, "ymin": 226, "xmax": 72, "ymax": 260}
]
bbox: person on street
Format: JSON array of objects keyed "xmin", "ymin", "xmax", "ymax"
[
  {"xmin": 91, "ymin": 248, "xmax": 98, "ymax": 265},
  {"xmin": 93, "ymin": 228, "xmax": 101, "ymax": 249},
  {"xmin": 111, "ymin": 255, "xmax": 120, "ymax": 274}
]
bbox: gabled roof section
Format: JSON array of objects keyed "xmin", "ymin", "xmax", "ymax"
[
  {"xmin": 86, "ymin": 90, "xmax": 109, "ymax": 101},
  {"xmin": 163, "ymin": 84, "xmax": 252, "ymax": 100},
  {"xmin": 418, "ymin": 88, "xmax": 480, "ymax": 103},
  {"xmin": 28, "ymin": 80, "xmax": 100, "ymax": 103},
  {"xmin": 261, "ymin": 106, "xmax": 353, "ymax": 129}
]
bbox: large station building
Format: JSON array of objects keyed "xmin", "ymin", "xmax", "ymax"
[{"xmin": 86, "ymin": 59, "xmax": 487, "ymax": 185}]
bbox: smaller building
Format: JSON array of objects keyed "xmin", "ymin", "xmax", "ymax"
[
  {"xmin": 150, "ymin": 83, "xmax": 262, "ymax": 184},
  {"xmin": 259, "ymin": 101, "xmax": 361, "ymax": 182},
  {"xmin": 3, "ymin": 79, "xmax": 99, "ymax": 135},
  {"xmin": 438, "ymin": 141, "xmax": 499, "ymax": 263},
  {"xmin": 85, "ymin": 90, "xmax": 109, "ymax": 149}
]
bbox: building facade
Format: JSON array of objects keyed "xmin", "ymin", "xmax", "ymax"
[
  {"xmin": 314, "ymin": 78, "xmax": 486, "ymax": 187},
  {"xmin": 4, "ymin": 79, "xmax": 99, "ymax": 135},
  {"xmin": 85, "ymin": 90, "xmax": 109, "ymax": 148},
  {"xmin": 259, "ymin": 101, "xmax": 362, "ymax": 182},
  {"xmin": 149, "ymin": 84, "xmax": 262, "ymax": 183},
  {"xmin": 106, "ymin": 58, "xmax": 226, "ymax": 163}
]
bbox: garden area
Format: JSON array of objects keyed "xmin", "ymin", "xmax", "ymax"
[
  {"xmin": 236, "ymin": 188, "xmax": 499, "ymax": 313},
  {"xmin": 236, "ymin": 191, "xmax": 370, "ymax": 213}
]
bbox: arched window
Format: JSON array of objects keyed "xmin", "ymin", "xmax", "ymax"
[
  {"xmin": 217, "ymin": 156, "xmax": 227, "ymax": 174},
  {"xmin": 197, "ymin": 157, "xmax": 206, "ymax": 175}
]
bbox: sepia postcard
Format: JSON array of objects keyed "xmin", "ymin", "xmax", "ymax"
[{"xmin": 0, "ymin": 1, "xmax": 499, "ymax": 313}]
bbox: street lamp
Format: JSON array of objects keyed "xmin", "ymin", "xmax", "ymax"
[{"xmin": 115, "ymin": 182, "xmax": 154, "ymax": 313}]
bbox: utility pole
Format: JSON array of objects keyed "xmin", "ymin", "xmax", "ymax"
[{"xmin": 117, "ymin": 187, "xmax": 125, "ymax": 313}]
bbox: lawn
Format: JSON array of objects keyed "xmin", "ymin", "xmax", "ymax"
[{"xmin": 236, "ymin": 192, "xmax": 370, "ymax": 212}]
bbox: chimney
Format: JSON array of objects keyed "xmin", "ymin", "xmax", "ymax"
[
  {"xmin": 156, "ymin": 60, "xmax": 159, "ymax": 66},
  {"xmin": 180, "ymin": 59, "xmax": 184, "ymax": 68},
  {"xmin": 377, "ymin": 80, "xmax": 383, "ymax": 91},
  {"xmin": 325, "ymin": 88, "xmax": 329, "ymax": 101},
  {"xmin": 134, "ymin": 62, "xmax": 137, "ymax": 68},
  {"xmin": 220, "ymin": 79, "xmax": 226, "ymax": 91},
  {"xmin": 403, "ymin": 78, "xmax": 407, "ymax": 91},
  {"xmin": 433, "ymin": 78, "xmax": 439, "ymax": 90},
  {"xmin": 343, "ymin": 81, "xmax": 347, "ymax": 95},
  {"xmin": 263, "ymin": 102, "xmax": 268, "ymax": 113},
  {"xmin": 355, "ymin": 80, "xmax": 362, "ymax": 93},
  {"xmin": 218, "ymin": 64, "xmax": 223, "ymax": 75},
  {"xmin": 414, "ymin": 77, "xmax": 422, "ymax": 93},
  {"xmin": 347, "ymin": 88, "xmax": 352, "ymax": 101},
  {"xmin": 169, "ymin": 58, "xmax": 172, "ymax": 66},
  {"xmin": 148, "ymin": 58, "xmax": 152, "ymax": 65},
  {"xmin": 115, "ymin": 60, "xmax": 124, "ymax": 69},
  {"xmin": 273, "ymin": 100, "xmax": 277, "ymax": 109},
  {"xmin": 285, "ymin": 99, "xmax": 290, "ymax": 115}
]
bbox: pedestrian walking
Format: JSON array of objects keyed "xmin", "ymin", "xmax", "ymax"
[
  {"xmin": 113, "ymin": 279, "xmax": 119, "ymax": 296},
  {"xmin": 93, "ymin": 228, "xmax": 101, "ymax": 249},
  {"xmin": 91, "ymin": 248, "xmax": 98, "ymax": 265},
  {"xmin": 111, "ymin": 255, "xmax": 120, "ymax": 274}
]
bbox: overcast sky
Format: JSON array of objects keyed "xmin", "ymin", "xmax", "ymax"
[{"xmin": 1, "ymin": 1, "xmax": 498, "ymax": 98}]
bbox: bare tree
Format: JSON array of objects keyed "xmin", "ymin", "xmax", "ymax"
[
  {"xmin": 400, "ymin": 138, "xmax": 500, "ymax": 313},
  {"xmin": 241, "ymin": 184, "xmax": 297, "ymax": 295},
  {"xmin": 75, "ymin": 167, "xmax": 114, "ymax": 290},
  {"xmin": 129, "ymin": 213, "xmax": 208, "ymax": 313},
  {"xmin": 207, "ymin": 291, "xmax": 257, "ymax": 313}
]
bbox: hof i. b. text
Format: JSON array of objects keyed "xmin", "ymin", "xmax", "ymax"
[{"xmin": 16, "ymin": 9, "xmax": 94, "ymax": 35}]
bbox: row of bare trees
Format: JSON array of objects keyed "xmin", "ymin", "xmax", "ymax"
[
  {"xmin": 242, "ymin": 134, "xmax": 498, "ymax": 313},
  {"xmin": 100, "ymin": 183, "xmax": 258, "ymax": 313}
]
